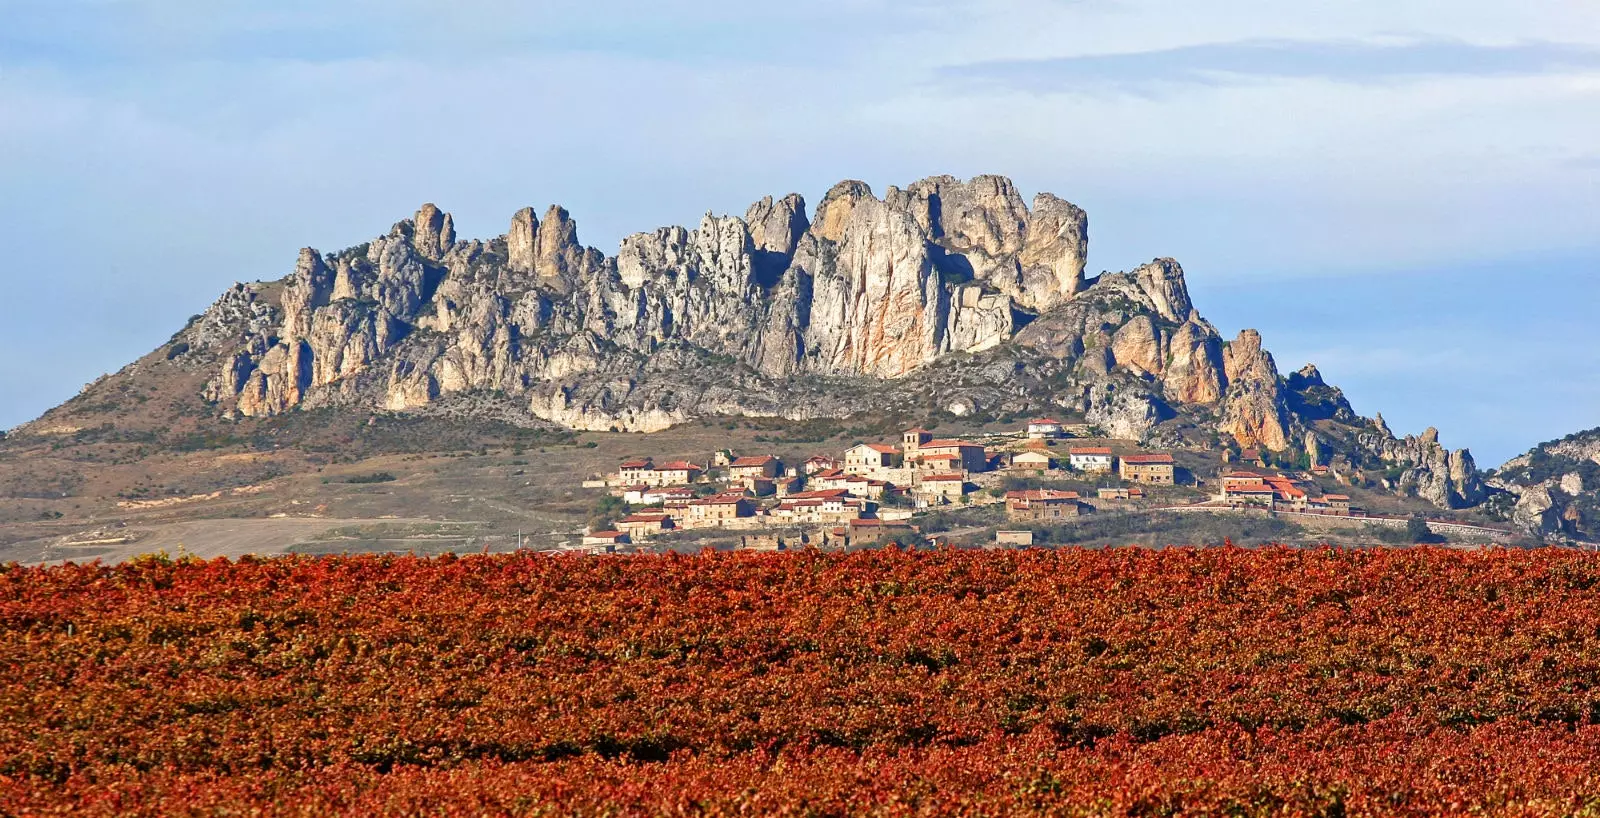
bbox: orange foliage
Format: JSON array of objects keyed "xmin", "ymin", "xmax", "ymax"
[{"xmin": 5, "ymin": 547, "xmax": 1600, "ymax": 815}]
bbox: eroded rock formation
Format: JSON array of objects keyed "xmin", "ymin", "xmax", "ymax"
[{"xmin": 163, "ymin": 174, "xmax": 1481, "ymax": 507}]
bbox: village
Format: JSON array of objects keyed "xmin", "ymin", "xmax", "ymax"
[{"xmin": 575, "ymin": 418, "xmax": 1373, "ymax": 552}]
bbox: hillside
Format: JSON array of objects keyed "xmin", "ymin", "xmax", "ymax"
[
  {"xmin": 1489, "ymin": 429, "xmax": 1600, "ymax": 541},
  {"xmin": 5, "ymin": 175, "xmax": 1483, "ymax": 518}
]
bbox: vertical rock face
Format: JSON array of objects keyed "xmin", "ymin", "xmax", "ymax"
[
  {"xmin": 1017, "ymin": 193, "xmax": 1089, "ymax": 311},
  {"xmin": 814, "ymin": 181, "xmax": 873, "ymax": 242},
  {"xmin": 1132, "ymin": 259, "xmax": 1195, "ymax": 324},
  {"xmin": 1163, "ymin": 320, "xmax": 1225, "ymax": 404},
  {"xmin": 1219, "ymin": 329, "xmax": 1291, "ymax": 452},
  {"xmin": 412, "ymin": 204, "xmax": 454, "ymax": 261},
  {"xmin": 508, "ymin": 207, "xmax": 538, "ymax": 274},
  {"xmin": 745, "ymin": 194, "xmax": 809, "ymax": 257}
]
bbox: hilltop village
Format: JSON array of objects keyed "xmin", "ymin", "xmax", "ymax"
[{"xmin": 578, "ymin": 419, "xmax": 1373, "ymax": 552}]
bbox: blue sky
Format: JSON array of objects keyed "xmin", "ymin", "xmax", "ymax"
[{"xmin": 1, "ymin": 0, "xmax": 1596, "ymax": 465}]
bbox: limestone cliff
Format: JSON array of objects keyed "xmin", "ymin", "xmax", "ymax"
[
  {"xmin": 1489, "ymin": 430, "xmax": 1600, "ymax": 541},
  {"xmin": 111, "ymin": 173, "xmax": 1480, "ymax": 508}
]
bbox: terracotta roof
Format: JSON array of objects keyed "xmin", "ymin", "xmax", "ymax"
[
  {"xmin": 920, "ymin": 453, "xmax": 962, "ymax": 461},
  {"xmin": 587, "ymin": 531, "xmax": 624, "ymax": 538},
  {"xmin": 1121, "ymin": 454, "xmax": 1174, "ymax": 465},
  {"xmin": 1070, "ymin": 447, "xmax": 1113, "ymax": 456},
  {"xmin": 923, "ymin": 475, "xmax": 965, "ymax": 482},
  {"xmin": 1324, "ymin": 494, "xmax": 1350, "ymax": 501},
  {"xmin": 620, "ymin": 459, "xmax": 653, "ymax": 469},
  {"xmin": 1029, "ymin": 418, "xmax": 1061, "ymax": 425},
  {"xmin": 619, "ymin": 513, "xmax": 670, "ymax": 524},
  {"xmin": 923, "ymin": 439, "xmax": 979, "ymax": 448},
  {"xmin": 731, "ymin": 455, "xmax": 776, "ymax": 467},
  {"xmin": 1223, "ymin": 470, "xmax": 1266, "ymax": 479},
  {"xmin": 785, "ymin": 489, "xmax": 851, "ymax": 500},
  {"xmin": 656, "ymin": 461, "xmax": 701, "ymax": 471},
  {"xmin": 690, "ymin": 494, "xmax": 747, "ymax": 506},
  {"xmin": 1005, "ymin": 489, "xmax": 1080, "ymax": 501},
  {"xmin": 860, "ymin": 444, "xmax": 899, "ymax": 454}
]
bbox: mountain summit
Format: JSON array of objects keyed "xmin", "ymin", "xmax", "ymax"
[{"xmin": 18, "ymin": 174, "xmax": 1482, "ymax": 509}]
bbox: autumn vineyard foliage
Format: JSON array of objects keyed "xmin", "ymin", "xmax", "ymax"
[{"xmin": 10, "ymin": 548, "xmax": 1600, "ymax": 816}]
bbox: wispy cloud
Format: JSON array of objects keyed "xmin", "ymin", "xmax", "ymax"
[{"xmin": 942, "ymin": 38, "xmax": 1600, "ymax": 93}]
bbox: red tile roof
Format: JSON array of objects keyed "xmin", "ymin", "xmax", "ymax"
[
  {"xmin": 731, "ymin": 455, "xmax": 776, "ymax": 467},
  {"xmin": 690, "ymin": 493, "xmax": 747, "ymax": 506},
  {"xmin": 1070, "ymin": 447, "xmax": 1113, "ymax": 456},
  {"xmin": 923, "ymin": 475, "xmax": 965, "ymax": 482},
  {"xmin": 784, "ymin": 489, "xmax": 851, "ymax": 500},
  {"xmin": 862, "ymin": 444, "xmax": 899, "ymax": 454},
  {"xmin": 656, "ymin": 461, "xmax": 701, "ymax": 471},
  {"xmin": 620, "ymin": 459, "xmax": 653, "ymax": 469},
  {"xmin": 619, "ymin": 513, "xmax": 670, "ymax": 524},
  {"xmin": 1121, "ymin": 454, "xmax": 1174, "ymax": 465},
  {"xmin": 587, "ymin": 531, "xmax": 624, "ymax": 538},
  {"xmin": 1005, "ymin": 489, "xmax": 1080, "ymax": 502},
  {"xmin": 1029, "ymin": 418, "xmax": 1061, "ymax": 425},
  {"xmin": 1324, "ymin": 494, "xmax": 1350, "ymax": 501},
  {"xmin": 923, "ymin": 439, "xmax": 979, "ymax": 448}
]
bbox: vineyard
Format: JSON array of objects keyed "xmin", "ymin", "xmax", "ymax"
[{"xmin": 6, "ymin": 547, "xmax": 1600, "ymax": 816}]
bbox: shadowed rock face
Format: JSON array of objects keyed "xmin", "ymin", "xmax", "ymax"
[{"xmin": 152, "ymin": 174, "xmax": 1479, "ymax": 507}]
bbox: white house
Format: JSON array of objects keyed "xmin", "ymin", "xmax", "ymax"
[
  {"xmin": 1069, "ymin": 447, "xmax": 1114, "ymax": 473},
  {"xmin": 1026, "ymin": 418, "xmax": 1065, "ymax": 439}
]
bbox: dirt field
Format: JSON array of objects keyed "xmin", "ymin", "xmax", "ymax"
[{"xmin": 1, "ymin": 411, "xmax": 1518, "ymax": 565}]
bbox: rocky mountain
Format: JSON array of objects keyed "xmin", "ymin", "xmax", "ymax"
[
  {"xmin": 1488, "ymin": 430, "xmax": 1600, "ymax": 540},
  {"xmin": 15, "ymin": 174, "xmax": 1483, "ymax": 509}
]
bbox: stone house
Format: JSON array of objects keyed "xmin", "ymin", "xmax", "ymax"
[
  {"xmin": 683, "ymin": 493, "xmax": 753, "ymax": 527},
  {"xmin": 844, "ymin": 443, "xmax": 902, "ymax": 474},
  {"xmin": 728, "ymin": 455, "xmax": 781, "ymax": 480},
  {"xmin": 645, "ymin": 487, "xmax": 697, "ymax": 507},
  {"xmin": 916, "ymin": 474, "xmax": 969, "ymax": 501},
  {"xmin": 913, "ymin": 440, "xmax": 988, "ymax": 473},
  {"xmin": 618, "ymin": 458, "xmax": 656, "ymax": 485},
  {"xmin": 617, "ymin": 511, "xmax": 675, "ymax": 539},
  {"xmin": 1010, "ymin": 450, "xmax": 1054, "ymax": 472},
  {"xmin": 1068, "ymin": 447, "xmax": 1114, "ymax": 473},
  {"xmin": 1119, "ymin": 453, "xmax": 1175, "ymax": 485},
  {"xmin": 1005, "ymin": 489, "xmax": 1083, "ymax": 521},
  {"xmin": 915, "ymin": 453, "xmax": 966, "ymax": 474},
  {"xmin": 996, "ymin": 530, "xmax": 1035, "ymax": 546},
  {"xmin": 654, "ymin": 461, "xmax": 704, "ymax": 486},
  {"xmin": 770, "ymin": 489, "xmax": 868, "ymax": 523},
  {"xmin": 619, "ymin": 458, "xmax": 703, "ymax": 487},
  {"xmin": 1096, "ymin": 487, "xmax": 1145, "ymax": 501},
  {"xmin": 846, "ymin": 518, "xmax": 916, "ymax": 544},
  {"xmin": 803, "ymin": 455, "xmax": 840, "ymax": 475},
  {"xmin": 808, "ymin": 470, "xmax": 892, "ymax": 499}
]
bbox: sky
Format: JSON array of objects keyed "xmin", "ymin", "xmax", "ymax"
[{"xmin": 1, "ymin": 0, "xmax": 1596, "ymax": 466}]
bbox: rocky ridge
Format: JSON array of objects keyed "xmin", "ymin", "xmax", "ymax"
[
  {"xmin": 1489, "ymin": 430, "xmax": 1600, "ymax": 541},
  {"xmin": 21, "ymin": 174, "xmax": 1483, "ymax": 509}
]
